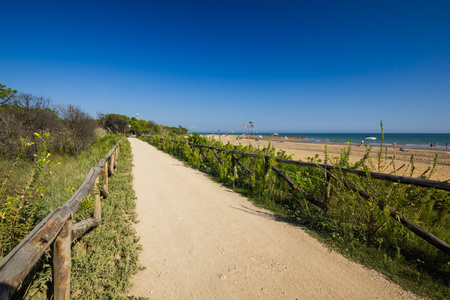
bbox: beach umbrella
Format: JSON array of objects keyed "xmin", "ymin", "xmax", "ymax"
[{"xmin": 284, "ymin": 136, "xmax": 288, "ymax": 140}]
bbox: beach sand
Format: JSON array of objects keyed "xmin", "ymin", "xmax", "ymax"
[{"xmin": 212, "ymin": 135, "xmax": 450, "ymax": 181}]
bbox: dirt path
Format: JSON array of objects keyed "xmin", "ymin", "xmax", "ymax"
[{"xmin": 128, "ymin": 138, "xmax": 419, "ymax": 299}]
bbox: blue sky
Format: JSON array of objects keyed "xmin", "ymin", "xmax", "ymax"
[{"xmin": 1, "ymin": 0, "xmax": 449, "ymax": 133}]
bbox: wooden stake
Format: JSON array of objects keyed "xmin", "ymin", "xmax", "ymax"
[
  {"xmin": 323, "ymin": 170, "xmax": 332, "ymax": 208},
  {"xmin": 109, "ymin": 151, "xmax": 115, "ymax": 176},
  {"xmin": 231, "ymin": 154, "xmax": 238, "ymax": 178},
  {"xmin": 101, "ymin": 162, "xmax": 109, "ymax": 198},
  {"xmin": 93, "ymin": 176, "xmax": 101, "ymax": 220},
  {"xmin": 264, "ymin": 155, "xmax": 270, "ymax": 174},
  {"xmin": 114, "ymin": 146, "xmax": 119, "ymax": 168},
  {"xmin": 53, "ymin": 220, "xmax": 72, "ymax": 300}
]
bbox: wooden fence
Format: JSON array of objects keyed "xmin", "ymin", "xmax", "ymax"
[
  {"xmin": 0, "ymin": 139, "xmax": 122, "ymax": 300},
  {"xmin": 162, "ymin": 138, "xmax": 450, "ymax": 256}
]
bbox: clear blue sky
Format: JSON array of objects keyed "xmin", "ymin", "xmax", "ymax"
[{"xmin": 1, "ymin": 0, "xmax": 449, "ymax": 133}]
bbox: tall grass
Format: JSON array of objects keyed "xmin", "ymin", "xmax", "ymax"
[
  {"xmin": 142, "ymin": 133, "xmax": 449, "ymax": 299},
  {"xmin": 0, "ymin": 133, "xmax": 126, "ymax": 298}
]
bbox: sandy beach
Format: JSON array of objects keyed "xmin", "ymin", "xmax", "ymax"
[{"xmin": 211, "ymin": 135, "xmax": 450, "ymax": 181}]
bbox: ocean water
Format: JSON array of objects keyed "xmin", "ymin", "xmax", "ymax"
[{"xmin": 209, "ymin": 132, "xmax": 450, "ymax": 150}]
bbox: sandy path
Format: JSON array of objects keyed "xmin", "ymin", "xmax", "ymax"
[{"xmin": 128, "ymin": 138, "xmax": 418, "ymax": 299}]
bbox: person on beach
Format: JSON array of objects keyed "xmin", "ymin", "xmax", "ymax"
[
  {"xmin": 393, "ymin": 142, "xmax": 396, "ymax": 151},
  {"xmin": 360, "ymin": 139, "xmax": 364, "ymax": 146},
  {"xmin": 446, "ymin": 142, "xmax": 448, "ymax": 150}
]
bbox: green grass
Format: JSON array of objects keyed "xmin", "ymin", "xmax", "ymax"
[
  {"xmin": 142, "ymin": 134, "xmax": 449, "ymax": 300},
  {"xmin": 3, "ymin": 135, "xmax": 142, "ymax": 299},
  {"xmin": 70, "ymin": 138, "xmax": 141, "ymax": 299}
]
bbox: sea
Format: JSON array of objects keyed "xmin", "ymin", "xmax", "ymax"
[{"xmin": 204, "ymin": 132, "xmax": 450, "ymax": 150}]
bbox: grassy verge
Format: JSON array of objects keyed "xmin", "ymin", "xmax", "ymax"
[
  {"xmin": 3, "ymin": 136, "xmax": 141, "ymax": 299},
  {"xmin": 0, "ymin": 134, "xmax": 122, "ymax": 258},
  {"xmin": 70, "ymin": 138, "xmax": 141, "ymax": 299},
  {"xmin": 142, "ymin": 134, "xmax": 449, "ymax": 300}
]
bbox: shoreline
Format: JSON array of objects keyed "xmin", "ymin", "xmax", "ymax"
[
  {"xmin": 208, "ymin": 135, "xmax": 450, "ymax": 181},
  {"xmin": 215, "ymin": 134, "xmax": 450, "ymax": 151}
]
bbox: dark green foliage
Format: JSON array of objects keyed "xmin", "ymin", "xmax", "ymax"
[
  {"xmin": 100, "ymin": 113, "xmax": 131, "ymax": 134},
  {"xmin": 0, "ymin": 83, "xmax": 17, "ymax": 106},
  {"xmin": 187, "ymin": 131, "xmax": 207, "ymax": 144},
  {"xmin": 167, "ymin": 125, "xmax": 188, "ymax": 135}
]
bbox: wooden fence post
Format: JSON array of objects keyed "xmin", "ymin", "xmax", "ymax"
[
  {"xmin": 93, "ymin": 176, "xmax": 101, "ymax": 220},
  {"xmin": 264, "ymin": 155, "xmax": 270, "ymax": 172},
  {"xmin": 54, "ymin": 220, "xmax": 72, "ymax": 300},
  {"xmin": 109, "ymin": 151, "xmax": 115, "ymax": 176},
  {"xmin": 323, "ymin": 169, "xmax": 332, "ymax": 208},
  {"xmin": 114, "ymin": 146, "xmax": 119, "ymax": 168},
  {"xmin": 264, "ymin": 155, "xmax": 270, "ymax": 179},
  {"xmin": 101, "ymin": 162, "xmax": 109, "ymax": 198},
  {"xmin": 231, "ymin": 154, "xmax": 238, "ymax": 178}
]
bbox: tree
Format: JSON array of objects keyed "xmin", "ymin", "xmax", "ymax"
[
  {"xmin": 129, "ymin": 117, "xmax": 149, "ymax": 135},
  {"xmin": 100, "ymin": 114, "xmax": 130, "ymax": 134},
  {"xmin": 0, "ymin": 83, "xmax": 17, "ymax": 106},
  {"xmin": 0, "ymin": 109, "xmax": 22, "ymax": 157},
  {"xmin": 0, "ymin": 93, "xmax": 61, "ymax": 158},
  {"xmin": 57, "ymin": 105, "xmax": 97, "ymax": 156},
  {"xmin": 167, "ymin": 125, "xmax": 188, "ymax": 135}
]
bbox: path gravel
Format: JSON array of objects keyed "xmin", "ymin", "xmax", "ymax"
[{"xmin": 128, "ymin": 137, "xmax": 418, "ymax": 299}]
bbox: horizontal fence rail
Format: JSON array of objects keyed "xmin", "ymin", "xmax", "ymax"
[
  {"xmin": 273, "ymin": 158, "xmax": 450, "ymax": 192},
  {"xmin": 162, "ymin": 138, "xmax": 450, "ymax": 256},
  {"xmin": 0, "ymin": 139, "xmax": 122, "ymax": 300},
  {"xmin": 170, "ymin": 139, "xmax": 450, "ymax": 192}
]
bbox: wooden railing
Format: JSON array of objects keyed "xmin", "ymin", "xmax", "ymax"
[
  {"xmin": 162, "ymin": 138, "xmax": 450, "ymax": 256},
  {"xmin": 0, "ymin": 139, "xmax": 122, "ymax": 300}
]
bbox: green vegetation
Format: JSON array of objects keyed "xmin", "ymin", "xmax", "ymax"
[
  {"xmin": 0, "ymin": 83, "xmax": 187, "ymax": 159},
  {"xmin": 0, "ymin": 82, "xmax": 183, "ymax": 298},
  {"xmin": 0, "ymin": 83, "xmax": 17, "ymax": 106},
  {"xmin": 0, "ymin": 134, "xmax": 122, "ymax": 259},
  {"xmin": 97, "ymin": 113, "xmax": 187, "ymax": 136},
  {"xmin": 3, "ymin": 137, "xmax": 140, "ymax": 299},
  {"xmin": 142, "ymin": 131, "xmax": 449, "ymax": 299},
  {"xmin": 70, "ymin": 138, "xmax": 140, "ymax": 299}
]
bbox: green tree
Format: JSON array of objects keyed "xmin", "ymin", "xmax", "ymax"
[
  {"xmin": 0, "ymin": 83, "xmax": 17, "ymax": 106},
  {"xmin": 101, "ymin": 114, "xmax": 130, "ymax": 134}
]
